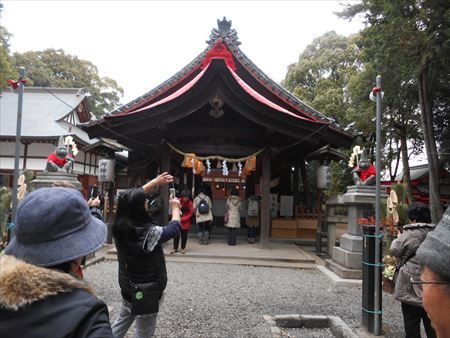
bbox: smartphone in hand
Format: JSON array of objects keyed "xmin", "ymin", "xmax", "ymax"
[{"xmin": 169, "ymin": 188, "xmax": 176, "ymax": 200}]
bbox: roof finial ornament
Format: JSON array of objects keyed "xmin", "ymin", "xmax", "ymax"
[{"xmin": 207, "ymin": 17, "xmax": 241, "ymax": 46}]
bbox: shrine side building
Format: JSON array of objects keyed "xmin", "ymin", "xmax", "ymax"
[{"xmin": 0, "ymin": 87, "xmax": 128, "ymax": 197}]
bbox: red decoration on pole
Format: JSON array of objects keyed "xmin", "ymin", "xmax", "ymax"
[
  {"xmin": 372, "ymin": 87, "xmax": 381, "ymax": 94},
  {"xmin": 7, "ymin": 78, "xmax": 27, "ymax": 89},
  {"xmin": 201, "ymin": 39, "xmax": 237, "ymax": 71}
]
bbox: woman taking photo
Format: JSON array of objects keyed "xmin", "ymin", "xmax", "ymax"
[{"xmin": 111, "ymin": 172, "xmax": 181, "ymax": 338}]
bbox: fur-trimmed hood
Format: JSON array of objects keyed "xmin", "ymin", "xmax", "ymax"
[
  {"xmin": 0, "ymin": 255, "xmax": 94, "ymax": 311},
  {"xmin": 403, "ymin": 222, "xmax": 435, "ymax": 231}
]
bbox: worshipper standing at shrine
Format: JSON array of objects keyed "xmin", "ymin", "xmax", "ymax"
[
  {"xmin": 389, "ymin": 203, "xmax": 436, "ymax": 338},
  {"xmin": 245, "ymin": 195, "xmax": 260, "ymax": 244},
  {"xmin": 0, "ymin": 187, "xmax": 113, "ymax": 338},
  {"xmin": 193, "ymin": 186, "xmax": 214, "ymax": 245},
  {"xmin": 416, "ymin": 206, "xmax": 450, "ymax": 338},
  {"xmin": 171, "ymin": 189, "xmax": 194, "ymax": 254},
  {"xmin": 111, "ymin": 172, "xmax": 181, "ymax": 338},
  {"xmin": 225, "ymin": 189, "xmax": 242, "ymax": 246}
]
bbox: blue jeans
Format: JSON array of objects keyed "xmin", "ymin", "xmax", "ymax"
[{"xmin": 111, "ymin": 298, "xmax": 161, "ymax": 338}]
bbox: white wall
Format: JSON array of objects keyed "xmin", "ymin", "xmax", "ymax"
[{"xmin": 0, "ymin": 140, "xmax": 99, "ymax": 175}]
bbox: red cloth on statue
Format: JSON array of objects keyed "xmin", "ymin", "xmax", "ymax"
[
  {"xmin": 47, "ymin": 152, "xmax": 68, "ymax": 167},
  {"xmin": 356, "ymin": 164, "xmax": 376, "ymax": 182}
]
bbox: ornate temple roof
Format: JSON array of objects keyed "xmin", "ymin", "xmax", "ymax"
[{"xmin": 82, "ymin": 18, "xmax": 353, "ymax": 151}]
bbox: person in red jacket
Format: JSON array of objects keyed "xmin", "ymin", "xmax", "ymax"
[{"xmin": 171, "ymin": 190, "xmax": 193, "ymax": 254}]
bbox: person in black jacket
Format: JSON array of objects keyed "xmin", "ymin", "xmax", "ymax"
[
  {"xmin": 88, "ymin": 195, "xmax": 104, "ymax": 220},
  {"xmin": 1, "ymin": 187, "xmax": 112, "ymax": 338},
  {"xmin": 111, "ymin": 172, "xmax": 181, "ymax": 338}
]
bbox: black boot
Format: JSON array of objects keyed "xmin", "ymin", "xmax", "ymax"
[
  {"xmin": 230, "ymin": 228, "xmax": 237, "ymax": 246},
  {"xmin": 227, "ymin": 228, "xmax": 233, "ymax": 245}
]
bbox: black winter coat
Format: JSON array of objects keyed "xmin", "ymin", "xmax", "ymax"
[
  {"xmin": 115, "ymin": 220, "xmax": 181, "ymax": 303},
  {"xmin": 0, "ymin": 255, "xmax": 113, "ymax": 338}
]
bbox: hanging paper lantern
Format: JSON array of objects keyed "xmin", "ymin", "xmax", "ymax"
[
  {"xmin": 64, "ymin": 135, "xmax": 73, "ymax": 146},
  {"xmin": 72, "ymin": 143, "xmax": 79, "ymax": 156}
]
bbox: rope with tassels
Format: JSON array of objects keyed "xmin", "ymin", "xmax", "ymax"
[{"xmin": 166, "ymin": 142, "xmax": 265, "ymax": 162}]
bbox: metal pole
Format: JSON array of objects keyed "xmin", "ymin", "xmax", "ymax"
[
  {"xmin": 10, "ymin": 67, "xmax": 26, "ymax": 234},
  {"xmin": 374, "ymin": 75, "xmax": 383, "ymax": 335}
]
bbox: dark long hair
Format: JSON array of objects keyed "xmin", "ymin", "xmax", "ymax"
[
  {"xmin": 112, "ymin": 188, "xmax": 151, "ymax": 244},
  {"xmin": 408, "ymin": 203, "xmax": 432, "ymax": 223}
]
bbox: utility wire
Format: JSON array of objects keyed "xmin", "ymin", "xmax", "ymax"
[
  {"xmin": 41, "ymin": 87, "xmax": 147, "ymax": 147},
  {"xmin": 279, "ymin": 124, "xmax": 329, "ymax": 153}
]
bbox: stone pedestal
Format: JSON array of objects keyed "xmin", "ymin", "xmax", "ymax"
[
  {"xmin": 326, "ymin": 185, "xmax": 386, "ymax": 279},
  {"xmin": 32, "ymin": 172, "xmax": 82, "ymax": 191}
]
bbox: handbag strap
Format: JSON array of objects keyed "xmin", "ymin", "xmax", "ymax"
[{"xmin": 397, "ymin": 251, "xmax": 416, "ymax": 269}]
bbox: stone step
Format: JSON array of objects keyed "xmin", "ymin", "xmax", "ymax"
[
  {"xmin": 104, "ymin": 253, "xmax": 316, "ymax": 269},
  {"xmin": 107, "ymin": 248, "xmax": 315, "ymax": 264},
  {"xmin": 325, "ymin": 259, "xmax": 362, "ymax": 279}
]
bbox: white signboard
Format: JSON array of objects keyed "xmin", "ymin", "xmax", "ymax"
[
  {"xmin": 270, "ymin": 194, "xmax": 278, "ymax": 218},
  {"xmin": 98, "ymin": 159, "xmax": 115, "ymax": 182},
  {"xmin": 279, "ymin": 195, "xmax": 294, "ymax": 217}
]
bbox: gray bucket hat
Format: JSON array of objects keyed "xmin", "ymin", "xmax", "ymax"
[
  {"xmin": 5, "ymin": 187, "xmax": 107, "ymax": 267},
  {"xmin": 416, "ymin": 206, "xmax": 450, "ymax": 280}
]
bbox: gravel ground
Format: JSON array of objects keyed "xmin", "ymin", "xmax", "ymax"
[{"xmin": 84, "ymin": 260, "xmax": 404, "ymax": 338}]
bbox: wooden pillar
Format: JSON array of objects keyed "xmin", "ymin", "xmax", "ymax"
[
  {"xmin": 83, "ymin": 152, "xmax": 87, "ymax": 174},
  {"xmin": 260, "ymin": 150, "xmax": 271, "ymax": 248},
  {"xmin": 299, "ymin": 159, "xmax": 312, "ymax": 210},
  {"xmin": 160, "ymin": 144, "xmax": 171, "ymax": 226},
  {"xmin": 315, "ymin": 188, "xmax": 323, "ymax": 253},
  {"xmin": 94, "ymin": 154, "xmax": 98, "ymax": 175},
  {"xmin": 293, "ymin": 165, "xmax": 299, "ymax": 215}
]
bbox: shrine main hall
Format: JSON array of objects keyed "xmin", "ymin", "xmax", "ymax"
[{"xmin": 82, "ymin": 18, "xmax": 353, "ymax": 247}]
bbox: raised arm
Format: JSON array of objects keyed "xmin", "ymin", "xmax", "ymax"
[
  {"xmin": 142, "ymin": 172, "xmax": 173, "ymax": 194},
  {"xmin": 160, "ymin": 198, "xmax": 181, "ymax": 243},
  {"xmin": 143, "ymin": 197, "xmax": 181, "ymax": 251}
]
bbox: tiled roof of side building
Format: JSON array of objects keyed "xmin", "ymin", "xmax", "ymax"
[{"xmin": 1, "ymin": 87, "xmax": 86, "ymax": 138}]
